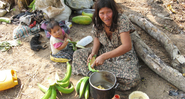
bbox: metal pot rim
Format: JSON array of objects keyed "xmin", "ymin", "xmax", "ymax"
[{"xmin": 89, "ymin": 70, "xmax": 117, "ymax": 91}]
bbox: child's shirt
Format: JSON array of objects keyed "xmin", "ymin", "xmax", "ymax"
[{"xmin": 50, "ymin": 31, "xmax": 67, "ymax": 55}]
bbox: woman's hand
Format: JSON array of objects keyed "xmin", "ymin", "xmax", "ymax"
[
  {"xmin": 87, "ymin": 53, "xmax": 95, "ymax": 65},
  {"xmin": 91, "ymin": 55, "xmax": 106, "ymax": 68}
]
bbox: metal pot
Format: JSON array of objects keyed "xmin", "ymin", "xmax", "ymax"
[{"xmin": 88, "ymin": 70, "xmax": 118, "ymax": 99}]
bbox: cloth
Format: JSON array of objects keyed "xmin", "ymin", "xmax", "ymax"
[
  {"xmin": 51, "ymin": 43, "xmax": 74, "ymax": 60},
  {"xmin": 72, "ymin": 14, "xmax": 140, "ymax": 91},
  {"xmin": 11, "ymin": 10, "xmax": 44, "ymax": 25},
  {"xmin": 13, "ymin": 24, "xmax": 40, "ymax": 39},
  {"xmin": 11, "ymin": 11, "xmax": 33, "ymax": 24}
]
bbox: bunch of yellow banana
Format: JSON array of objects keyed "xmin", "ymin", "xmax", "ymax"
[
  {"xmin": 75, "ymin": 76, "xmax": 90, "ymax": 99},
  {"xmin": 50, "ymin": 52, "xmax": 70, "ymax": 63},
  {"xmin": 38, "ymin": 62, "xmax": 74, "ymax": 99}
]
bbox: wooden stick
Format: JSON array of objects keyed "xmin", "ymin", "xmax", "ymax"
[
  {"xmin": 129, "ymin": 14, "xmax": 185, "ymax": 72},
  {"xmin": 131, "ymin": 31, "xmax": 185, "ymax": 92}
]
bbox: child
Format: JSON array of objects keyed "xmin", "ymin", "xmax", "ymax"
[{"xmin": 47, "ymin": 20, "xmax": 74, "ymax": 60}]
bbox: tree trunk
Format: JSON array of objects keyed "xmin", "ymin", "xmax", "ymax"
[
  {"xmin": 129, "ymin": 14, "xmax": 185, "ymax": 72},
  {"xmin": 131, "ymin": 31, "xmax": 185, "ymax": 92}
]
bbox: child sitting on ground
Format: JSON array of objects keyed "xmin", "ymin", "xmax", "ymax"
[{"xmin": 47, "ymin": 20, "xmax": 74, "ymax": 61}]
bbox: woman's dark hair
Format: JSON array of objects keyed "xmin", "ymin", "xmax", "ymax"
[
  {"xmin": 46, "ymin": 19, "xmax": 59, "ymax": 32},
  {"xmin": 93, "ymin": 0, "xmax": 118, "ymax": 32}
]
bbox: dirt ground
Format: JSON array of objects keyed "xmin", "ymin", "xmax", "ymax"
[{"xmin": 0, "ymin": 0, "xmax": 185, "ymax": 99}]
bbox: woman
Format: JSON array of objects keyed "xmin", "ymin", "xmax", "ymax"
[{"xmin": 72, "ymin": 0, "xmax": 140, "ymax": 91}]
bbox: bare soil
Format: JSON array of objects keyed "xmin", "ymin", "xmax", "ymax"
[{"xmin": 0, "ymin": 0, "xmax": 185, "ymax": 99}]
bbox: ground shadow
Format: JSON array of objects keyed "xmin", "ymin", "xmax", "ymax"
[{"xmin": 0, "ymin": 78, "xmax": 22, "ymax": 99}]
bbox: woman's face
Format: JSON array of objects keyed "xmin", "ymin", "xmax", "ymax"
[{"xmin": 99, "ymin": 7, "xmax": 113, "ymax": 27}]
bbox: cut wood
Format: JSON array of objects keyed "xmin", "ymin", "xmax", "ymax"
[
  {"xmin": 129, "ymin": 14, "xmax": 185, "ymax": 72},
  {"xmin": 131, "ymin": 31, "xmax": 185, "ymax": 92}
]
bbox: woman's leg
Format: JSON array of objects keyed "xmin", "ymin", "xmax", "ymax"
[
  {"xmin": 72, "ymin": 48, "xmax": 92, "ymax": 76},
  {"xmin": 116, "ymin": 74, "xmax": 140, "ymax": 91}
]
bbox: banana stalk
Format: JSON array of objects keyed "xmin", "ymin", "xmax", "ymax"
[{"xmin": 67, "ymin": 39, "xmax": 85, "ymax": 51}]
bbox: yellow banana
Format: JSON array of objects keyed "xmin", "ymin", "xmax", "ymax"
[{"xmin": 50, "ymin": 54, "xmax": 69, "ymax": 62}]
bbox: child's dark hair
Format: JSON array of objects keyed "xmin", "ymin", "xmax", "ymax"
[{"xmin": 46, "ymin": 19, "xmax": 59, "ymax": 32}]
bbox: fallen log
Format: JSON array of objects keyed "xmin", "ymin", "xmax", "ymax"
[
  {"xmin": 129, "ymin": 14, "xmax": 185, "ymax": 72},
  {"xmin": 131, "ymin": 31, "xmax": 185, "ymax": 92}
]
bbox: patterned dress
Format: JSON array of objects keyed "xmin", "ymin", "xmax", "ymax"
[{"xmin": 72, "ymin": 14, "xmax": 140, "ymax": 91}]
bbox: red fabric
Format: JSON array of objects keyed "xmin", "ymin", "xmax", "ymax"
[{"xmin": 29, "ymin": 21, "xmax": 36, "ymax": 28}]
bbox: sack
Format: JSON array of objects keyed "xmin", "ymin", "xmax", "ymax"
[
  {"xmin": 35, "ymin": 0, "xmax": 71, "ymax": 22},
  {"xmin": 53, "ymin": 4, "xmax": 71, "ymax": 22},
  {"xmin": 66, "ymin": 0, "xmax": 94, "ymax": 10}
]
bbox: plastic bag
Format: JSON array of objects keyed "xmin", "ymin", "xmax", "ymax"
[
  {"xmin": 19, "ymin": 15, "xmax": 33, "ymax": 25},
  {"xmin": 0, "ymin": 1, "xmax": 6, "ymax": 9},
  {"xmin": 66, "ymin": 0, "xmax": 94, "ymax": 10},
  {"xmin": 53, "ymin": 4, "xmax": 71, "ymax": 22},
  {"xmin": 76, "ymin": 36, "xmax": 93, "ymax": 46},
  {"xmin": 35, "ymin": 0, "xmax": 71, "ymax": 21},
  {"xmin": 0, "ymin": 9, "xmax": 7, "ymax": 17}
]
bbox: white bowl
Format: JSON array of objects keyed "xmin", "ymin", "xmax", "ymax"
[{"xmin": 129, "ymin": 91, "xmax": 149, "ymax": 99}]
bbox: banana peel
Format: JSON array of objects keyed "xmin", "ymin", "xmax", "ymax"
[
  {"xmin": 0, "ymin": 40, "xmax": 21, "ymax": 52},
  {"xmin": 167, "ymin": 4, "xmax": 176, "ymax": 13},
  {"xmin": 90, "ymin": 55, "xmax": 96, "ymax": 66}
]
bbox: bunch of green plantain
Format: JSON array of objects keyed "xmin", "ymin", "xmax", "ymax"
[
  {"xmin": 38, "ymin": 61, "xmax": 74, "ymax": 99},
  {"xmin": 74, "ymin": 55, "xmax": 99, "ymax": 99},
  {"xmin": 75, "ymin": 76, "xmax": 90, "ymax": 99}
]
